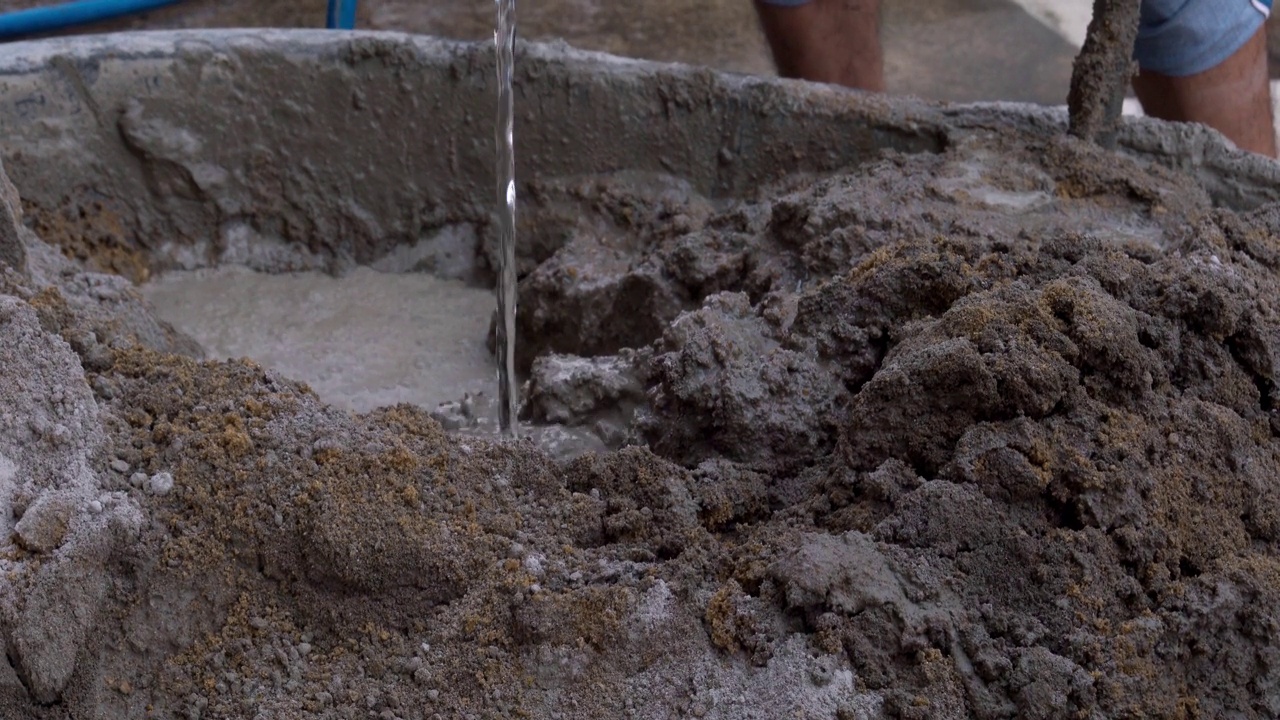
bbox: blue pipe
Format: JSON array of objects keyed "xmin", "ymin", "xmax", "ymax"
[
  {"xmin": 326, "ymin": 0, "xmax": 358, "ymax": 29},
  {"xmin": 0, "ymin": 0, "xmax": 189, "ymax": 40}
]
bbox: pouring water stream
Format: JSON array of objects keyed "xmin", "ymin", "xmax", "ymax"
[{"xmin": 494, "ymin": 0, "xmax": 519, "ymax": 436}]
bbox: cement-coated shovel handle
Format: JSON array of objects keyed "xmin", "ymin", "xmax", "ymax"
[{"xmin": 1067, "ymin": 0, "xmax": 1141, "ymax": 147}]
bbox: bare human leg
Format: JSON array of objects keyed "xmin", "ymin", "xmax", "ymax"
[
  {"xmin": 752, "ymin": 0, "xmax": 884, "ymax": 92},
  {"xmin": 1132, "ymin": 24, "xmax": 1276, "ymax": 157}
]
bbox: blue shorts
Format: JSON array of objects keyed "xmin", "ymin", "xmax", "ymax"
[
  {"xmin": 758, "ymin": 0, "xmax": 1272, "ymax": 77},
  {"xmin": 1135, "ymin": 0, "xmax": 1270, "ymax": 76}
]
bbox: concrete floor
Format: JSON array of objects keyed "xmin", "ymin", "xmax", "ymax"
[
  {"xmin": 6, "ymin": 0, "xmax": 1080, "ymax": 104},
  {"xmin": 7, "ymin": 0, "xmax": 1280, "ymax": 108}
]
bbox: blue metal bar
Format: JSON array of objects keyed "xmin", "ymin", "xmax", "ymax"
[
  {"xmin": 0, "ymin": 0, "xmax": 188, "ymax": 40},
  {"xmin": 326, "ymin": 0, "xmax": 358, "ymax": 29}
]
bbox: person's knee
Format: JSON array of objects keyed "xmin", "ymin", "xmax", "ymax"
[{"xmin": 1134, "ymin": 0, "xmax": 1270, "ymax": 76}]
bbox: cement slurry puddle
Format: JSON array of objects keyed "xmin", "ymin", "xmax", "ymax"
[
  {"xmin": 144, "ymin": 265, "xmax": 497, "ymax": 413},
  {"xmin": 142, "ymin": 266, "xmax": 607, "ymax": 456}
]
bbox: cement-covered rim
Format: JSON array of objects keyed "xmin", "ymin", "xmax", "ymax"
[
  {"xmin": 0, "ymin": 28, "xmax": 762, "ymax": 81},
  {"xmin": 0, "ymin": 28, "xmax": 1276, "ymax": 212},
  {"xmin": 0, "ymin": 27, "xmax": 1264, "ymax": 142}
]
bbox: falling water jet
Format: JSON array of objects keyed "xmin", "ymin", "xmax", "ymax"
[{"xmin": 494, "ymin": 0, "xmax": 519, "ymax": 437}]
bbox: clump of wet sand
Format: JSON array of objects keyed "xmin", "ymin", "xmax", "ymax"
[{"xmin": 3, "ymin": 127, "xmax": 1280, "ymax": 720}]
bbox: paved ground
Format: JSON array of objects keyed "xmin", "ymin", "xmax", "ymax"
[
  {"xmin": 5, "ymin": 0, "xmax": 1079, "ymax": 104},
  {"xmin": 5, "ymin": 0, "xmax": 1280, "ymax": 108}
]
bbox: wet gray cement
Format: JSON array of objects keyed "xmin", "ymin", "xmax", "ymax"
[
  {"xmin": 4, "ymin": 29, "xmax": 1280, "ymax": 720},
  {"xmin": 141, "ymin": 266, "xmax": 497, "ymax": 415},
  {"xmin": 141, "ymin": 264, "xmax": 609, "ymax": 457}
]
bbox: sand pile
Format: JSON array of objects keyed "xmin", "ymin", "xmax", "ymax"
[{"xmin": 2, "ymin": 123, "xmax": 1280, "ymax": 720}]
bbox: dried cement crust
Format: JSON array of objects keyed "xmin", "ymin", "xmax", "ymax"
[{"xmin": 2, "ymin": 30, "xmax": 1280, "ymax": 720}]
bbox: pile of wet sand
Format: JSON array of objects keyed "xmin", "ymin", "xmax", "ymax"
[{"xmin": 3, "ymin": 123, "xmax": 1280, "ymax": 720}]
